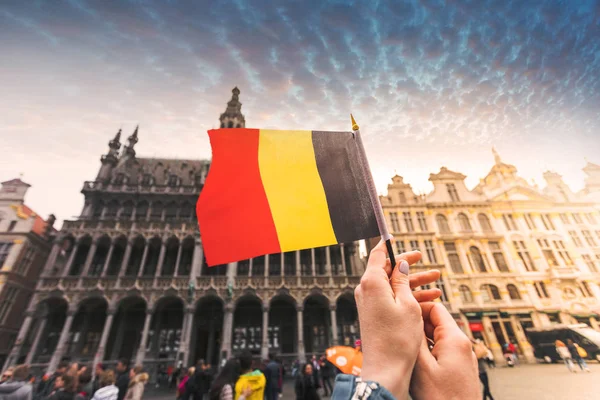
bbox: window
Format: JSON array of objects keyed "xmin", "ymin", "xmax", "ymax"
[
  {"xmin": 446, "ymin": 184, "xmax": 460, "ymax": 202},
  {"xmin": 7, "ymin": 221, "xmax": 17, "ymax": 232},
  {"xmin": 559, "ymin": 213, "xmax": 570, "ymax": 224},
  {"xmin": 459, "ymin": 285, "xmax": 473, "ymax": 303},
  {"xmin": 0, "ymin": 286, "xmax": 19, "ymax": 323},
  {"xmin": 469, "ymin": 246, "xmax": 488, "ymax": 272},
  {"xmin": 444, "ymin": 242, "xmax": 463, "ymax": 273},
  {"xmin": 553, "ymin": 240, "xmax": 573, "ymax": 265},
  {"xmin": 93, "ymin": 201, "xmax": 104, "ymax": 218},
  {"xmin": 582, "ymin": 255, "xmax": 598, "ymax": 273},
  {"xmin": 105, "ymin": 201, "xmax": 119, "ymax": 219},
  {"xmin": 478, "ymin": 214, "xmax": 493, "ymax": 232},
  {"xmin": 396, "ymin": 240, "xmax": 406, "ymax": 254},
  {"xmin": 489, "ymin": 242, "xmax": 509, "ymax": 272},
  {"xmin": 541, "ymin": 214, "xmax": 555, "ymax": 230},
  {"xmin": 581, "ymin": 282, "xmax": 594, "ymax": 298},
  {"xmin": 416, "ymin": 212, "xmax": 428, "ymax": 231},
  {"xmin": 424, "ymin": 240, "xmax": 437, "ymax": 264},
  {"xmin": 524, "ymin": 213, "xmax": 537, "ymax": 230},
  {"xmin": 410, "ymin": 240, "xmax": 421, "ymax": 264},
  {"xmin": 0, "ymin": 242, "xmax": 13, "ymax": 266},
  {"xmin": 436, "ymin": 279, "xmax": 449, "ymax": 302},
  {"xmin": 168, "ymin": 175, "xmax": 178, "ymax": 187},
  {"xmin": 537, "ymin": 239, "xmax": 559, "ymax": 268},
  {"xmin": 403, "ymin": 212, "xmax": 415, "ymax": 232},
  {"xmin": 141, "ymin": 174, "xmax": 152, "ymax": 186},
  {"xmin": 534, "ymin": 281, "xmax": 550, "ymax": 298},
  {"xmin": 16, "ymin": 245, "xmax": 36, "ymax": 276},
  {"xmin": 563, "ymin": 287, "xmax": 576, "ymax": 299},
  {"xmin": 150, "ymin": 202, "xmax": 164, "ymax": 220},
  {"xmin": 582, "ymin": 231, "xmax": 597, "ymax": 247},
  {"xmin": 398, "ymin": 192, "xmax": 407, "ymax": 204},
  {"xmin": 436, "ymin": 214, "xmax": 451, "ymax": 234},
  {"xmin": 481, "ymin": 284, "xmax": 501, "ymax": 302},
  {"xmin": 113, "ymin": 173, "xmax": 125, "ymax": 185},
  {"xmin": 572, "ymin": 213, "xmax": 583, "ymax": 224},
  {"xmin": 513, "ymin": 241, "xmax": 535, "ymax": 271},
  {"xmin": 569, "ymin": 231, "xmax": 583, "ymax": 247},
  {"xmin": 458, "ymin": 213, "xmax": 472, "ymax": 232},
  {"xmin": 585, "ymin": 213, "xmax": 597, "ymax": 225},
  {"xmin": 389, "ymin": 213, "xmax": 400, "ymax": 232},
  {"xmin": 502, "ymin": 214, "xmax": 517, "ymax": 231},
  {"xmin": 507, "ymin": 284, "xmax": 521, "ymax": 300}
]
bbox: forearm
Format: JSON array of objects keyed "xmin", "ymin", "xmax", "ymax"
[{"xmin": 331, "ymin": 375, "xmax": 397, "ymax": 400}]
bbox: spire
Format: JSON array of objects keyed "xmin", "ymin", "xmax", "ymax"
[
  {"xmin": 122, "ymin": 125, "xmax": 139, "ymax": 159},
  {"xmin": 219, "ymin": 87, "xmax": 245, "ymax": 128},
  {"xmin": 350, "ymin": 114, "xmax": 359, "ymax": 131},
  {"xmin": 97, "ymin": 128, "xmax": 122, "ymax": 181},
  {"xmin": 492, "ymin": 146, "xmax": 502, "ymax": 165}
]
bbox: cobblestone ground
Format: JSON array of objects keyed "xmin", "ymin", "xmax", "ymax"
[{"xmin": 146, "ymin": 363, "xmax": 600, "ymax": 400}]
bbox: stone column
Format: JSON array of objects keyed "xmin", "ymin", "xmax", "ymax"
[
  {"xmin": 481, "ymin": 316, "xmax": 504, "ymax": 366},
  {"xmin": 63, "ymin": 244, "xmax": 79, "ymax": 277},
  {"xmin": 330, "ymin": 305, "xmax": 339, "ymax": 346},
  {"xmin": 174, "ymin": 242, "xmax": 183, "ymax": 276},
  {"xmin": 119, "ymin": 239, "xmax": 133, "ymax": 277},
  {"xmin": 297, "ymin": 306, "xmax": 305, "ymax": 361},
  {"xmin": 48, "ymin": 308, "xmax": 76, "ymax": 374},
  {"xmin": 3, "ymin": 311, "xmax": 34, "ymax": 369},
  {"xmin": 248, "ymin": 258, "xmax": 253, "ymax": 278},
  {"xmin": 340, "ymin": 245, "xmax": 347, "ymax": 276},
  {"xmin": 295, "ymin": 251, "xmax": 301, "ymax": 277},
  {"xmin": 459, "ymin": 314, "xmax": 473, "ymax": 339},
  {"xmin": 182, "ymin": 307, "xmax": 195, "ymax": 366},
  {"xmin": 138, "ymin": 244, "xmax": 150, "ymax": 277},
  {"xmin": 42, "ymin": 241, "xmax": 61, "ymax": 276},
  {"xmin": 81, "ymin": 241, "xmax": 98, "ymax": 277},
  {"xmin": 311, "ymin": 248, "xmax": 316, "ymax": 276},
  {"xmin": 190, "ymin": 239, "xmax": 203, "ymax": 278},
  {"xmin": 135, "ymin": 310, "xmax": 154, "ymax": 365},
  {"xmin": 264, "ymin": 254, "xmax": 270, "ymax": 277},
  {"xmin": 101, "ymin": 243, "xmax": 115, "ymax": 277},
  {"xmin": 1, "ymin": 239, "xmax": 25, "ymax": 271},
  {"xmin": 220, "ymin": 303, "xmax": 234, "ymax": 361},
  {"xmin": 509, "ymin": 315, "xmax": 535, "ymax": 363},
  {"xmin": 325, "ymin": 246, "xmax": 332, "ymax": 275},
  {"xmin": 155, "ymin": 241, "xmax": 167, "ymax": 277},
  {"xmin": 93, "ymin": 309, "xmax": 115, "ymax": 371},
  {"xmin": 25, "ymin": 317, "xmax": 47, "ymax": 365},
  {"xmin": 261, "ymin": 304, "xmax": 269, "ymax": 359}
]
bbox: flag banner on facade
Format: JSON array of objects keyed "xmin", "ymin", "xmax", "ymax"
[{"xmin": 197, "ymin": 128, "xmax": 380, "ymax": 266}]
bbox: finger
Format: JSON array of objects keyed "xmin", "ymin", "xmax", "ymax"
[
  {"xmin": 421, "ymin": 302, "xmax": 469, "ymax": 360},
  {"xmin": 412, "ymin": 288, "xmax": 442, "ymax": 303},
  {"xmin": 362, "ymin": 239, "xmax": 394, "ymax": 293},
  {"xmin": 382, "ymin": 251, "xmax": 422, "ymax": 277},
  {"xmin": 390, "ymin": 259, "xmax": 413, "ymax": 301},
  {"xmin": 414, "ymin": 332, "xmax": 436, "ymax": 371},
  {"xmin": 409, "ymin": 269, "xmax": 441, "ymax": 289},
  {"xmin": 367, "ymin": 239, "xmax": 388, "ymax": 271}
]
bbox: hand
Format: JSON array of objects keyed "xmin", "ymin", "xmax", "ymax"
[
  {"xmin": 409, "ymin": 302, "xmax": 479, "ymax": 400},
  {"xmin": 242, "ymin": 386, "xmax": 252, "ymax": 397},
  {"xmin": 355, "ymin": 240, "xmax": 425, "ymax": 400}
]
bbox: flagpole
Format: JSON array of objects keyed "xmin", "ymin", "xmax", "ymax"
[{"xmin": 351, "ymin": 115, "xmax": 397, "ymax": 270}]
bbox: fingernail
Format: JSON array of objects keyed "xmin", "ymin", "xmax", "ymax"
[{"xmin": 399, "ymin": 260, "xmax": 409, "ymax": 275}]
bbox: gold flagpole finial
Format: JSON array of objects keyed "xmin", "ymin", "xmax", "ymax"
[{"xmin": 351, "ymin": 114, "xmax": 359, "ymax": 131}]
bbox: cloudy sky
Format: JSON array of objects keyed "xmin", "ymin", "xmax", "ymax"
[{"xmin": 1, "ymin": 0, "xmax": 600, "ymax": 225}]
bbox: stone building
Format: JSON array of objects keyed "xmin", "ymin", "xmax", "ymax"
[
  {"xmin": 0, "ymin": 178, "xmax": 55, "ymax": 368},
  {"xmin": 6, "ymin": 88, "xmax": 364, "ymax": 376},
  {"xmin": 372, "ymin": 149, "xmax": 600, "ymax": 364}
]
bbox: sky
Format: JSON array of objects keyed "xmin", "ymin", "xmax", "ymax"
[{"xmin": 1, "ymin": 0, "xmax": 600, "ymax": 225}]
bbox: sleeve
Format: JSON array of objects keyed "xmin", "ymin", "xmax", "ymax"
[
  {"xmin": 131, "ymin": 384, "xmax": 144, "ymax": 400},
  {"xmin": 331, "ymin": 374, "xmax": 397, "ymax": 400},
  {"xmin": 220, "ymin": 385, "xmax": 233, "ymax": 400}
]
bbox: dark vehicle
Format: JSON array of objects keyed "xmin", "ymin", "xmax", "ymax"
[{"xmin": 526, "ymin": 324, "xmax": 600, "ymax": 363}]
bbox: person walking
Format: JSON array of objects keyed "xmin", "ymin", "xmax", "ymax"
[
  {"xmin": 75, "ymin": 369, "xmax": 93, "ymax": 400},
  {"xmin": 123, "ymin": 366, "xmax": 148, "ymax": 400},
  {"xmin": 47, "ymin": 374, "xmax": 76, "ymax": 400},
  {"xmin": 567, "ymin": 339, "xmax": 590, "ymax": 372},
  {"xmin": 234, "ymin": 352, "xmax": 265, "ymax": 400},
  {"xmin": 35, "ymin": 361, "xmax": 69, "ymax": 400},
  {"xmin": 309, "ymin": 357, "xmax": 321, "ymax": 394},
  {"xmin": 294, "ymin": 364, "xmax": 320, "ymax": 400},
  {"xmin": 190, "ymin": 360, "xmax": 212, "ymax": 400},
  {"xmin": 0, "ymin": 364, "xmax": 33, "ymax": 400},
  {"xmin": 91, "ymin": 370, "xmax": 118, "ymax": 400},
  {"xmin": 318, "ymin": 357, "xmax": 333, "ymax": 397},
  {"xmin": 477, "ymin": 353, "xmax": 494, "ymax": 400},
  {"xmin": 114, "ymin": 360, "xmax": 129, "ymax": 400},
  {"xmin": 208, "ymin": 359, "xmax": 250, "ymax": 400},
  {"xmin": 555, "ymin": 340, "xmax": 575, "ymax": 372},
  {"xmin": 264, "ymin": 354, "xmax": 281, "ymax": 400},
  {"xmin": 177, "ymin": 367, "xmax": 194, "ymax": 400}
]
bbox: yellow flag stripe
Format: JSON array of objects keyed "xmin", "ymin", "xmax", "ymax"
[{"xmin": 258, "ymin": 129, "xmax": 337, "ymax": 252}]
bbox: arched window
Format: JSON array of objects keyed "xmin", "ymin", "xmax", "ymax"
[
  {"xmin": 92, "ymin": 201, "xmax": 104, "ymax": 218},
  {"xmin": 228, "ymin": 121, "xmax": 234, "ymax": 128},
  {"xmin": 104, "ymin": 200, "xmax": 119, "ymax": 219},
  {"xmin": 121, "ymin": 201, "xmax": 134, "ymax": 220},
  {"xmin": 150, "ymin": 202, "xmax": 163, "ymax": 220},
  {"xmin": 436, "ymin": 214, "xmax": 451, "ymax": 234},
  {"xmin": 168, "ymin": 175, "xmax": 178, "ymax": 187},
  {"xmin": 478, "ymin": 214, "xmax": 493, "ymax": 232},
  {"xmin": 141, "ymin": 174, "xmax": 152, "ymax": 186},
  {"xmin": 135, "ymin": 201, "xmax": 149, "ymax": 220},
  {"xmin": 481, "ymin": 284, "xmax": 501, "ymax": 302},
  {"xmin": 113, "ymin": 173, "xmax": 125, "ymax": 185},
  {"xmin": 179, "ymin": 202, "xmax": 193, "ymax": 220},
  {"xmin": 164, "ymin": 201, "xmax": 178, "ymax": 221},
  {"xmin": 507, "ymin": 284, "xmax": 521, "ymax": 300},
  {"xmin": 459, "ymin": 285, "xmax": 473, "ymax": 303},
  {"xmin": 458, "ymin": 213, "xmax": 472, "ymax": 232},
  {"xmin": 470, "ymin": 246, "xmax": 488, "ymax": 272}
]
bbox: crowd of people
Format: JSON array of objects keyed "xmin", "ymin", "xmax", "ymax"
[{"xmin": 0, "ymin": 359, "xmax": 148, "ymax": 400}]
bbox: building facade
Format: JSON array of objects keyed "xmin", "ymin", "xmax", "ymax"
[
  {"xmin": 0, "ymin": 179, "xmax": 55, "ymax": 368},
  {"xmin": 373, "ymin": 150, "xmax": 600, "ymax": 364},
  {"xmin": 5, "ymin": 88, "xmax": 364, "ymax": 376}
]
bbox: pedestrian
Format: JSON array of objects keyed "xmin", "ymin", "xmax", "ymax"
[
  {"xmin": 309, "ymin": 356, "xmax": 320, "ymax": 394},
  {"xmin": 555, "ymin": 340, "xmax": 575, "ymax": 372},
  {"xmin": 91, "ymin": 370, "xmax": 118, "ymax": 400},
  {"xmin": 113, "ymin": 360, "xmax": 129, "ymax": 400},
  {"xmin": 485, "ymin": 348, "xmax": 495, "ymax": 369},
  {"xmin": 208, "ymin": 359, "xmax": 249, "ymax": 400},
  {"xmin": 234, "ymin": 351, "xmax": 265, "ymax": 400},
  {"xmin": 91, "ymin": 365, "xmax": 104, "ymax": 397},
  {"xmin": 75, "ymin": 369, "xmax": 93, "ymax": 400},
  {"xmin": 36, "ymin": 361, "xmax": 69, "ymax": 400},
  {"xmin": 47, "ymin": 374, "xmax": 76, "ymax": 400},
  {"xmin": 567, "ymin": 339, "xmax": 590, "ymax": 372},
  {"xmin": 123, "ymin": 366, "xmax": 148, "ymax": 400},
  {"xmin": 264, "ymin": 354, "xmax": 281, "ymax": 400},
  {"xmin": 1, "ymin": 368, "xmax": 14, "ymax": 385},
  {"xmin": 0, "ymin": 364, "xmax": 33, "ymax": 400},
  {"xmin": 318, "ymin": 357, "xmax": 333, "ymax": 397},
  {"xmin": 190, "ymin": 360, "xmax": 211, "ymax": 400},
  {"xmin": 294, "ymin": 364, "xmax": 320, "ymax": 400},
  {"xmin": 177, "ymin": 367, "xmax": 194, "ymax": 400},
  {"xmin": 475, "ymin": 346, "xmax": 495, "ymax": 400}
]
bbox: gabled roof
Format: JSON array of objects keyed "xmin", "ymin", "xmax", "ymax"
[{"xmin": 1, "ymin": 178, "xmax": 31, "ymax": 187}]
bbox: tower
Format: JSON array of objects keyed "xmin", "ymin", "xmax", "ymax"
[
  {"xmin": 96, "ymin": 129, "xmax": 122, "ymax": 182},
  {"xmin": 121, "ymin": 125, "xmax": 139, "ymax": 161},
  {"xmin": 219, "ymin": 87, "xmax": 245, "ymax": 128}
]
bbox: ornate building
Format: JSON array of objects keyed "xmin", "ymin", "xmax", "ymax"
[
  {"xmin": 5, "ymin": 88, "xmax": 364, "ymax": 376},
  {"xmin": 0, "ymin": 178, "xmax": 55, "ymax": 368},
  {"xmin": 373, "ymin": 149, "xmax": 600, "ymax": 364}
]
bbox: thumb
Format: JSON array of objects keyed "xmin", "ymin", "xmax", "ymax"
[{"xmin": 390, "ymin": 260, "xmax": 412, "ymax": 300}]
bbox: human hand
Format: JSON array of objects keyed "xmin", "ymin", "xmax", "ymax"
[
  {"xmin": 355, "ymin": 240, "xmax": 426, "ymax": 400},
  {"xmin": 242, "ymin": 386, "xmax": 252, "ymax": 397},
  {"xmin": 409, "ymin": 302, "xmax": 479, "ymax": 400}
]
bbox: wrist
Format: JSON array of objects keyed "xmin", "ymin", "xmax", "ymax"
[{"xmin": 361, "ymin": 365, "xmax": 412, "ymax": 400}]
